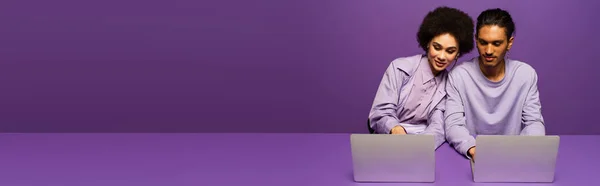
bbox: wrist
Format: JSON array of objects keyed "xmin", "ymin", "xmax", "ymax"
[
  {"xmin": 467, "ymin": 146, "xmax": 475, "ymax": 157},
  {"xmin": 390, "ymin": 125, "xmax": 407, "ymax": 134}
]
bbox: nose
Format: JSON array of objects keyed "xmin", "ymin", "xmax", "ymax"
[
  {"xmin": 485, "ymin": 45, "xmax": 493, "ymax": 55},
  {"xmin": 438, "ymin": 52, "xmax": 447, "ymax": 61}
]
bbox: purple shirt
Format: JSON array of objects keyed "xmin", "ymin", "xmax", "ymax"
[
  {"xmin": 399, "ymin": 56, "xmax": 444, "ymax": 125},
  {"xmin": 444, "ymin": 57, "xmax": 546, "ymax": 157},
  {"xmin": 369, "ymin": 54, "xmax": 448, "ymax": 149}
]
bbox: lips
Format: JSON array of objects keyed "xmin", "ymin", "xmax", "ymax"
[
  {"xmin": 484, "ymin": 57, "xmax": 495, "ymax": 62},
  {"xmin": 434, "ymin": 60, "xmax": 447, "ymax": 67}
]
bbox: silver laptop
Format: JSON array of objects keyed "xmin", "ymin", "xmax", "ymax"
[
  {"xmin": 471, "ymin": 135, "xmax": 560, "ymax": 183},
  {"xmin": 350, "ymin": 134, "xmax": 435, "ymax": 182}
]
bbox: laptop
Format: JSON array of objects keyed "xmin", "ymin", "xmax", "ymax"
[
  {"xmin": 471, "ymin": 135, "xmax": 560, "ymax": 183},
  {"xmin": 350, "ymin": 134, "xmax": 435, "ymax": 182}
]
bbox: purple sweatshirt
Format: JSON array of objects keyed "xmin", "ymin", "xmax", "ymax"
[{"xmin": 444, "ymin": 57, "xmax": 546, "ymax": 157}]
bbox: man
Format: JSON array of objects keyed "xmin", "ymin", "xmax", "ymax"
[{"xmin": 444, "ymin": 8, "xmax": 545, "ymax": 159}]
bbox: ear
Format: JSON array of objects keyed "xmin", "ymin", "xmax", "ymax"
[{"xmin": 507, "ymin": 36, "xmax": 514, "ymax": 50}]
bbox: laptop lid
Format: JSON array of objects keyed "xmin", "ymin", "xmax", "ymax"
[
  {"xmin": 350, "ymin": 134, "xmax": 435, "ymax": 182},
  {"xmin": 472, "ymin": 135, "xmax": 560, "ymax": 183}
]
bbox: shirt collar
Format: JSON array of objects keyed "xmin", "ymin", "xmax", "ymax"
[{"xmin": 420, "ymin": 57, "xmax": 436, "ymax": 84}]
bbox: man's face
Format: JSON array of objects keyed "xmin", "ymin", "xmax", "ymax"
[{"xmin": 476, "ymin": 25, "xmax": 514, "ymax": 68}]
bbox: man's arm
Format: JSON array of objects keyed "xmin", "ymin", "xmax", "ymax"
[
  {"xmin": 423, "ymin": 98, "xmax": 446, "ymax": 150},
  {"xmin": 444, "ymin": 73, "xmax": 475, "ymax": 157},
  {"xmin": 520, "ymin": 71, "xmax": 546, "ymax": 135}
]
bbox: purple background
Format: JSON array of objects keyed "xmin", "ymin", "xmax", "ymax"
[{"xmin": 0, "ymin": 0, "xmax": 598, "ymax": 133}]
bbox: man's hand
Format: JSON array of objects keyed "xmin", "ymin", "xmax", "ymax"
[
  {"xmin": 468, "ymin": 146, "xmax": 476, "ymax": 161},
  {"xmin": 390, "ymin": 125, "xmax": 407, "ymax": 134}
]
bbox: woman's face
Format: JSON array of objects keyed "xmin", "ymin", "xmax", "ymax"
[{"xmin": 427, "ymin": 33, "xmax": 459, "ymax": 75}]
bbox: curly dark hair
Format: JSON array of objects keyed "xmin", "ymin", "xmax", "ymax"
[{"xmin": 417, "ymin": 6, "xmax": 474, "ymax": 56}]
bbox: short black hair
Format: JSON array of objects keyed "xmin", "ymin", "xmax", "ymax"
[
  {"xmin": 476, "ymin": 8, "xmax": 515, "ymax": 39},
  {"xmin": 417, "ymin": 6, "xmax": 474, "ymax": 56}
]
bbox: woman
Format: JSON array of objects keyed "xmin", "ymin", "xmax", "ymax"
[{"xmin": 368, "ymin": 6, "xmax": 474, "ymax": 149}]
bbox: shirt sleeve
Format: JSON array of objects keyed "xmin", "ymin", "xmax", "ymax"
[{"xmin": 368, "ymin": 62, "xmax": 407, "ymax": 134}]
